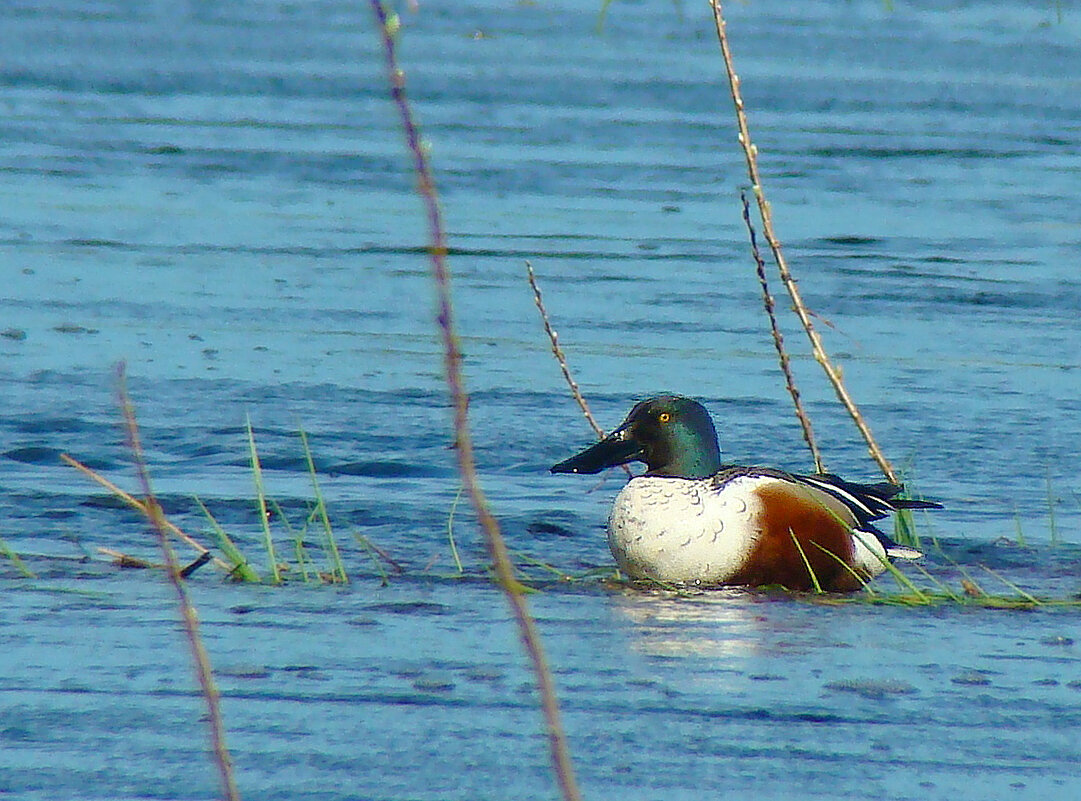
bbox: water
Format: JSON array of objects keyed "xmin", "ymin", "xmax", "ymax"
[{"xmin": 2, "ymin": 0, "xmax": 1081, "ymax": 798}]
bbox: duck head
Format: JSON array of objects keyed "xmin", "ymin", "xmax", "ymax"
[{"xmin": 550, "ymin": 395, "xmax": 722, "ymax": 480}]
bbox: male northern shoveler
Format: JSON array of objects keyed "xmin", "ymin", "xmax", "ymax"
[{"xmin": 550, "ymin": 395, "xmax": 940, "ymax": 591}]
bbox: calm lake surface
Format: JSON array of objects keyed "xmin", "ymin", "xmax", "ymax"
[{"xmin": 2, "ymin": 1, "xmax": 1081, "ymax": 799}]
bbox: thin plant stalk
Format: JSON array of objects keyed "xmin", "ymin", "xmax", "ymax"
[
  {"xmin": 809, "ymin": 540, "xmax": 875, "ymax": 596},
  {"xmin": 526, "ymin": 261, "xmax": 631, "ymax": 476},
  {"xmin": 270, "ymin": 498, "xmax": 312, "ymax": 583},
  {"xmin": 709, "ymin": 0, "xmax": 898, "ymax": 483},
  {"xmin": 370, "ymin": 6, "xmax": 581, "ymax": 800},
  {"xmin": 979, "ymin": 564, "xmax": 1041, "ymax": 606},
  {"xmin": 850, "ymin": 530, "xmax": 930, "ymax": 602},
  {"xmin": 526, "ymin": 260, "xmax": 602, "ymax": 438},
  {"xmin": 193, "ymin": 496, "xmax": 261, "ymax": 583},
  {"xmin": 788, "ymin": 529, "xmax": 823, "ymax": 593},
  {"xmin": 446, "ymin": 484, "xmax": 465, "ymax": 574},
  {"xmin": 0, "ymin": 534, "xmax": 34, "ymax": 578},
  {"xmin": 114, "ymin": 363, "xmax": 239, "ymax": 801},
  {"xmin": 61, "ymin": 453, "xmax": 231, "ymax": 571},
  {"xmin": 1046, "ymin": 474, "xmax": 1059, "ymax": 546},
  {"xmin": 299, "ymin": 428, "xmax": 347, "ymax": 583},
  {"xmin": 739, "ymin": 191, "xmax": 823, "ymax": 473},
  {"xmin": 352, "ymin": 531, "xmax": 390, "ymax": 587},
  {"xmin": 245, "ymin": 415, "xmax": 280, "ymax": 584}
]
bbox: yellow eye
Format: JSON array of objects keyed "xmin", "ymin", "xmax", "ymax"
[{"xmin": 658, "ymin": 412, "xmax": 671, "ymax": 423}]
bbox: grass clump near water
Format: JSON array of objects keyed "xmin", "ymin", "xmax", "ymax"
[
  {"xmin": 0, "ymin": 532, "xmax": 35, "ymax": 578},
  {"xmin": 64, "ymin": 421, "xmax": 359, "ymax": 586}
]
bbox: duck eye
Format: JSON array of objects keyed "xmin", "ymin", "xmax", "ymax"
[{"xmin": 658, "ymin": 412, "xmax": 671, "ymax": 424}]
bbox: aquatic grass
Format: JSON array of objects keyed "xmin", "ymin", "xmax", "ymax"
[
  {"xmin": 446, "ymin": 484, "xmax": 465, "ymax": 574},
  {"xmin": 825, "ymin": 538, "xmax": 1075, "ymax": 610},
  {"xmin": 889, "ymin": 470, "xmax": 940, "ymax": 550},
  {"xmin": 245, "ymin": 415, "xmax": 281, "ymax": 584},
  {"xmin": 788, "ymin": 529, "xmax": 824, "ymax": 593},
  {"xmin": 114, "ymin": 364, "xmax": 239, "ymax": 801},
  {"xmin": 892, "ymin": 508, "xmax": 922, "ymax": 550},
  {"xmin": 1046, "ymin": 474, "xmax": 1060, "ymax": 546},
  {"xmin": 908, "ymin": 561, "xmax": 965, "ymax": 604},
  {"xmin": 193, "ymin": 496, "xmax": 261, "ymax": 582},
  {"xmin": 270, "ymin": 498, "xmax": 314, "ymax": 583},
  {"xmin": 299, "ymin": 428, "xmax": 347, "ymax": 583},
  {"xmin": 1013, "ymin": 505, "xmax": 1028, "ymax": 548},
  {"xmin": 808, "ymin": 540, "xmax": 876, "ymax": 596},
  {"xmin": 60, "ymin": 453, "xmax": 231, "ymax": 572},
  {"xmin": 840, "ymin": 528, "xmax": 931, "ymax": 603},
  {"xmin": 511, "ymin": 550, "xmax": 604, "ymax": 585},
  {"xmin": 0, "ymin": 534, "xmax": 35, "ymax": 578},
  {"xmin": 979, "ymin": 564, "xmax": 1042, "ymax": 606},
  {"xmin": 352, "ymin": 531, "xmax": 390, "ymax": 587},
  {"xmin": 371, "ymin": 4, "xmax": 581, "ymax": 798}
]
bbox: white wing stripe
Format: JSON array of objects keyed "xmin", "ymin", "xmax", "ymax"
[{"xmin": 797, "ymin": 475, "xmax": 882, "ymax": 518}]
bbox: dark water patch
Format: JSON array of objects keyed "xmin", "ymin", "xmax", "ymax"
[
  {"xmin": 819, "ymin": 235, "xmax": 884, "ymax": 247},
  {"xmin": 3, "ymin": 446, "xmax": 66, "ymax": 465},
  {"xmin": 824, "ymin": 678, "xmax": 919, "ymax": 700},
  {"xmin": 332, "ymin": 460, "xmax": 446, "ymax": 479},
  {"xmin": 7, "ymin": 415, "xmax": 100, "ymax": 436},
  {"xmin": 525, "ymin": 520, "xmax": 577, "ymax": 539},
  {"xmin": 951, "ymin": 671, "xmax": 993, "ymax": 686},
  {"xmin": 362, "ymin": 601, "xmax": 452, "ymax": 616}
]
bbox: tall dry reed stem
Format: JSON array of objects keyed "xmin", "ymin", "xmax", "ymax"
[
  {"xmin": 114, "ymin": 363, "xmax": 239, "ymax": 801},
  {"xmin": 709, "ymin": 0, "xmax": 899, "ymax": 483},
  {"xmin": 59, "ymin": 454, "xmax": 230, "ymax": 571},
  {"xmin": 369, "ymin": 7, "xmax": 581, "ymax": 801},
  {"xmin": 739, "ymin": 191, "xmax": 823, "ymax": 472}
]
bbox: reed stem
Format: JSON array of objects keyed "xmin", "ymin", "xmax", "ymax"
[
  {"xmin": 526, "ymin": 261, "xmax": 603, "ymax": 438},
  {"xmin": 739, "ymin": 191, "xmax": 823, "ymax": 472},
  {"xmin": 60, "ymin": 453, "xmax": 232, "ymax": 572},
  {"xmin": 709, "ymin": 0, "xmax": 898, "ymax": 483},
  {"xmin": 369, "ymin": 6, "xmax": 581, "ymax": 800},
  {"xmin": 526, "ymin": 261, "xmax": 630, "ymax": 477},
  {"xmin": 114, "ymin": 363, "xmax": 239, "ymax": 801},
  {"xmin": 245, "ymin": 416, "xmax": 280, "ymax": 583}
]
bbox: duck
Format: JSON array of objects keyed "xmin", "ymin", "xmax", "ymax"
[{"xmin": 550, "ymin": 395, "xmax": 940, "ymax": 591}]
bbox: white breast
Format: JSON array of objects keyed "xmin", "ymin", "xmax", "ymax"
[{"xmin": 607, "ymin": 475, "xmax": 767, "ymax": 584}]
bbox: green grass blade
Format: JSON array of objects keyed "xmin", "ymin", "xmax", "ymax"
[
  {"xmin": 0, "ymin": 534, "xmax": 35, "ymax": 578},
  {"xmin": 352, "ymin": 531, "xmax": 389, "ymax": 587},
  {"xmin": 809, "ymin": 540, "xmax": 874, "ymax": 595},
  {"xmin": 788, "ymin": 529, "xmax": 823, "ymax": 593},
  {"xmin": 1047, "ymin": 474, "xmax": 1059, "ymax": 546},
  {"xmin": 892, "ymin": 507, "xmax": 922, "ymax": 550},
  {"xmin": 979, "ymin": 564, "xmax": 1042, "ymax": 606},
  {"xmin": 850, "ymin": 530, "xmax": 930, "ymax": 603},
  {"xmin": 193, "ymin": 496, "xmax": 260, "ymax": 583},
  {"xmin": 908, "ymin": 561, "xmax": 963, "ymax": 603},
  {"xmin": 299, "ymin": 428, "xmax": 346, "ymax": 583},
  {"xmin": 446, "ymin": 484, "xmax": 464, "ymax": 574},
  {"xmin": 246, "ymin": 415, "xmax": 280, "ymax": 583},
  {"xmin": 270, "ymin": 498, "xmax": 312, "ymax": 583}
]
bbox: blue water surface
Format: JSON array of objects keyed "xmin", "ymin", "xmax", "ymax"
[{"xmin": 2, "ymin": 1, "xmax": 1080, "ymax": 799}]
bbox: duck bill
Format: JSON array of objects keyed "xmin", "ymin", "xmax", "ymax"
[{"xmin": 550, "ymin": 428, "xmax": 643, "ymax": 475}]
